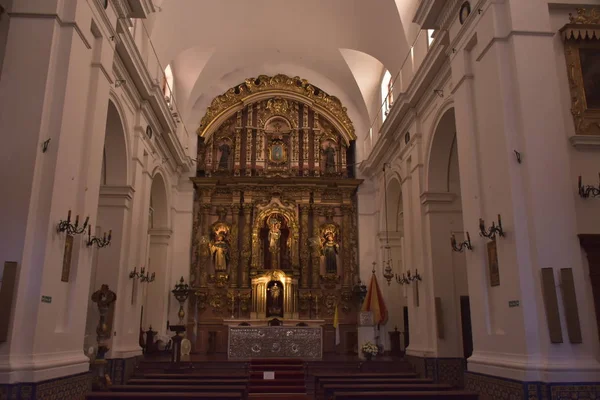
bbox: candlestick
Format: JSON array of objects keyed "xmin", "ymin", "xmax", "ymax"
[{"xmin": 67, "ymin": 210, "xmax": 71, "ymax": 224}]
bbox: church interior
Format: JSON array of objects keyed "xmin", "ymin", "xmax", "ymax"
[{"xmin": 0, "ymin": 0, "xmax": 600, "ymax": 399}]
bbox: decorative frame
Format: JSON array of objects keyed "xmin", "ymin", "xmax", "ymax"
[
  {"xmin": 561, "ymin": 8, "xmax": 600, "ymax": 136},
  {"xmin": 459, "ymin": 1, "xmax": 471, "ymax": 25},
  {"xmin": 61, "ymin": 234, "xmax": 74, "ymax": 282},
  {"xmin": 487, "ymin": 239, "xmax": 500, "ymax": 287},
  {"xmin": 268, "ymin": 140, "xmax": 288, "ymax": 164}
]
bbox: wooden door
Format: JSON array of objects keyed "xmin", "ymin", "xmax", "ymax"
[
  {"xmin": 460, "ymin": 296, "xmax": 473, "ymax": 359},
  {"xmin": 578, "ymin": 235, "xmax": 600, "ymax": 342}
]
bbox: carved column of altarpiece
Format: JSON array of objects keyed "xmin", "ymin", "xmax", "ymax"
[{"xmin": 188, "ymin": 74, "xmax": 363, "ymax": 353}]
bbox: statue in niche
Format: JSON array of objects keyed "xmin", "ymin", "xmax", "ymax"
[
  {"xmin": 268, "ymin": 217, "xmax": 282, "ymax": 270},
  {"xmin": 267, "ymin": 281, "xmax": 284, "ymax": 317},
  {"xmin": 321, "ymin": 231, "xmax": 339, "ymax": 274},
  {"xmin": 323, "ymin": 143, "xmax": 336, "ymax": 173},
  {"xmin": 210, "ymin": 227, "xmax": 230, "ymax": 272},
  {"xmin": 218, "ymin": 142, "xmax": 231, "ymax": 170}
]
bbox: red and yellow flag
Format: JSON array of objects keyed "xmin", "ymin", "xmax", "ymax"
[{"xmin": 361, "ymin": 273, "xmax": 388, "ymax": 325}]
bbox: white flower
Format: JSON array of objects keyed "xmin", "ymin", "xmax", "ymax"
[{"xmin": 361, "ymin": 341, "xmax": 379, "ymax": 356}]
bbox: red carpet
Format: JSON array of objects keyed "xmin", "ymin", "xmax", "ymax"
[{"xmin": 247, "ymin": 359, "xmax": 307, "ymax": 397}]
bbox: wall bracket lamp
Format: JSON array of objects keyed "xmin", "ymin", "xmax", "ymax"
[
  {"xmin": 451, "ymin": 232, "xmax": 473, "ymax": 252},
  {"xmin": 57, "ymin": 210, "xmax": 88, "ymax": 236},
  {"xmin": 479, "ymin": 214, "xmax": 504, "ymax": 240},
  {"xmin": 578, "ymin": 175, "xmax": 600, "ymax": 198}
]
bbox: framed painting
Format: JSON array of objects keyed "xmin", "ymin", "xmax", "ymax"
[
  {"xmin": 268, "ymin": 140, "xmax": 287, "ymax": 164},
  {"xmin": 487, "ymin": 239, "xmax": 500, "ymax": 287},
  {"xmin": 62, "ymin": 234, "xmax": 74, "ymax": 282},
  {"xmin": 561, "ymin": 10, "xmax": 600, "ymax": 136}
]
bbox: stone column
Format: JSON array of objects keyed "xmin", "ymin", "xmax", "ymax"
[
  {"xmin": 311, "ymin": 205, "xmax": 322, "ymax": 288},
  {"xmin": 299, "ymin": 204, "xmax": 310, "ymax": 289},
  {"xmin": 341, "ymin": 205, "xmax": 353, "ymax": 289},
  {"xmin": 0, "ymin": 1, "xmax": 116, "ymax": 382},
  {"xmin": 198, "ymin": 203, "xmax": 212, "ymax": 288},
  {"xmin": 229, "ymin": 203, "xmax": 240, "ymax": 288},
  {"xmin": 241, "ymin": 203, "xmax": 253, "ymax": 288},
  {"xmin": 453, "ymin": 0, "xmax": 600, "ymax": 382}
]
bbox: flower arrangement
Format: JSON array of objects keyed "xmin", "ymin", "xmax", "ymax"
[{"xmin": 361, "ymin": 341, "xmax": 378, "ymax": 357}]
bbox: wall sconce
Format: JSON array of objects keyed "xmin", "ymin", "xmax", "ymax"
[
  {"xmin": 578, "ymin": 175, "xmax": 600, "ymax": 198},
  {"xmin": 57, "ymin": 210, "xmax": 89, "ymax": 235},
  {"xmin": 87, "ymin": 226, "xmax": 112, "ymax": 248},
  {"xmin": 129, "ymin": 267, "xmax": 155, "ymax": 283},
  {"xmin": 395, "ymin": 269, "xmax": 422, "ymax": 285},
  {"xmin": 479, "ymin": 214, "xmax": 504, "ymax": 240},
  {"xmin": 451, "ymin": 232, "xmax": 473, "ymax": 252}
]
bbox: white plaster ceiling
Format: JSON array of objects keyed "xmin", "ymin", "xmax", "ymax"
[{"xmin": 149, "ymin": 0, "xmax": 415, "ymax": 143}]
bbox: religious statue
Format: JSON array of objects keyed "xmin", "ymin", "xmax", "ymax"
[
  {"xmin": 269, "ymin": 282, "xmax": 281, "ymax": 302},
  {"xmin": 218, "ymin": 143, "xmax": 231, "ymax": 170},
  {"xmin": 267, "ymin": 281, "xmax": 283, "ymax": 317},
  {"xmin": 321, "ymin": 231, "xmax": 339, "ymax": 274},
  {"xmin": 210, "ymin": 233, "xmax": 230, "ymax": 272},
  {"xmin": 268, "ymin": 217, "xmax": 282, "ymax": 269},
  {"xmin": 323, "ymin": 143, "xmax": 336, "ymax": 173}
]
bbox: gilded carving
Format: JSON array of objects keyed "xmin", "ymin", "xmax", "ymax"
[
  {"xmin": 197, "ymin": 74, "xmax": 356, "ymax": 142},
  {"xmin": 561, "ymin": 8, "xmax": 600, "ymax": 137}
]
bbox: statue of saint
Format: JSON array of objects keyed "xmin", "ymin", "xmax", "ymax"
[
  {"xmin": 268, "ymin": 221, "xmax": 281, "ymax": 269},
  {"xmin": 210, "ymin": 233, "xmax": 229, "ymax": 272},
  {"xmin": 323, "ymin": 144, "xmax": 336, "ymax": 173},
  {"xmin": 269, "ymin": 282, "xmax": 281, "ymax": 302},
  {"xmin": 321, "ymin": 232, "xmax": 339, "ymax": 274},
  {"xmin": 218, "ymin": 143, "xmax": 231, "ymax": 170}
]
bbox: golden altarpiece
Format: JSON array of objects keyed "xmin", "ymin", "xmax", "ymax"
[{"xmin": 189, "ymin": 75, "xmax": 363, "ymax": 355}]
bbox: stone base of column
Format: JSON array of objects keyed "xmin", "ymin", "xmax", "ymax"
[
  {"xmin": 465, "ymin": 371, "xmax": 600, "ymax": 400},
  {"xmin": 0, "ymin": 371, "xmax": 91, "ymax": 399},
  {"xmin": 106, "ymin": 356, "xmax": 140, "ymax": 385},
  {"xmin": 404, "ymin": 355, "xmax": 466, "ymax": 388}
]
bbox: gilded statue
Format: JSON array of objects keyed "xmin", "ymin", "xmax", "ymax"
[
  {"xmin": 268, "ymin": 216, "xmax": 282, "ymax": 269},
  {"xmin": 218, "ymin": 143, "xmax": 231, "ymax": 170},
  {"xmin": 269, "ymin": 282, "xmax": 281, "ymax": 302},
  {"xmin": 321, "ymin": 231, "xmax": 339, "ymax": 274},
  {"xmin": 323, "ymin": 143, "xmax": 336, "ymax": 173},
  {"xmin": 210, "ymin": 232, "xmax": 230, "ymax": 272}
]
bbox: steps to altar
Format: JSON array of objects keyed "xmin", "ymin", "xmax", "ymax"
[{"xmin": 247, "ymin": 359, "xmax": 307, "ymax": 397}]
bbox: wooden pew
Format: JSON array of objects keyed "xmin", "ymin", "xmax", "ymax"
[
  {"xmin": 87, "ymin": 393, "xmax": 243, "ymax": 400},
  {"xmin": 109, "ymin": 384, "xmax": 247, "ymax": 396},
  {"xmin": 313, "ymin": 372, "xmax": 417, "ymax": 392},
  {"xmin": 127, "ymin": 378, "xmax": 248, "ymax": 386},
  {"xmin": 142, "ymin": 373, "xmax": 247, "ymax": 380},
  {"xmin": 332, "ymin": 390, "xmax": 479, "ymax": 400},
  {"xmin": 322, "ymin": 383, "xmax": 452, "ymax": 400},
  {"xmin": 315, "ymin": 378, "xmax": 433, "ymax": 399}
]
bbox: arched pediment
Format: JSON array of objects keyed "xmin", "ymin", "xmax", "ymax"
[{"xmin": 197, "ymin": 74, "xmax": 356, "ymax": 145}]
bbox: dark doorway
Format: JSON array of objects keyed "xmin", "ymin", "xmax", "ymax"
[
  {"xmin": 403, "ymin": 306, "xmax": 410, "ymax": 349},
  {"xmin": 460, "ymin": 296, "xmax": 473, "ymax": 359},
  {"xmin": 578, "ymin": 235, "xmax": 600, "ymax": 343}
]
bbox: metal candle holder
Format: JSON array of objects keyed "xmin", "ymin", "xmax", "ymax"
[
  {"xmin": 87, "ymin": 225, "xmax": 112, "ymax": 248},
  {"xmin": 172, "ymin": 276, "xmax": 190, "ymax": 325},
  {"xmin": 57, "ymin": 210, "xmax": 89, "ymax": 235},
  {"xmin": 578, "ymin": 175, "xmax": 600, "ymax": 198},
  {"xmin": 451, "ymin": 232, "xmax": 473, "ymax": 252},
  {"xmin": 479, "ymin": 214, "xmax": 504, "ymax": 240}
]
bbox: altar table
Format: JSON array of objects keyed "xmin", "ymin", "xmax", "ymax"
[{"xmin": 228, "ymin": 326, "xmax": 323, "ymax": 360}]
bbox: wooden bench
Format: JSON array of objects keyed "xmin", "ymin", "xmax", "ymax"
[
  {"xmin": 142, "ymin": 373, "xmax": 248, "ymax": 380},
  {"xmin": 322, "ymin": 383, "xmax": 452, "ymax": 400},
  {"xmin": 314, "ymin": 372, "xmax": 417, "ymax": 390},
  {"xmin": 87, "ymin": 392, "xmax": 243, "ymax": 399},
  {"xmin": 109, "ymin": 384, "xmax": 247, "ymax": 396},
  {"xmin": 332, "ymin": 390, "xmax": 479, "ymax": 400},
  {"xmin": 127, "ymin": 379, "xmax": 248, "ymax": 386},
  {"xmin": 315, "ymin": 378, "xmax": 434, "ymax": 399}
]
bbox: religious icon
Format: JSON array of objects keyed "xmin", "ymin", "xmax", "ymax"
[
  {"xmin": 210, "ymin": 227, "xmax": 230, "ymax": 272},
  {"xmin": 269, "ymin": 141, "xmax": 287, "ymax": 163},
  {"xmin": 322, "ymin": 142, "xmax": 336, "ymax": 173},
  {"xmin": 268, "ymin": 216, "xmax": 282, "ymax": 269},
  {"xmin": 487, "ymin": 239, "xmax": 500, "ymax": 287},
  {"xmin": 218, "ymin": 142, "xmax": 231, "ymax": 170},
  {"xmin": 321, "ymin": 231, "xmax": 339, "ymax": 274},
  {"xmin": 61, "ymin": 234, "xmax": 74, "ymax": 282},
  {"xmin": 267, "ymin": 280, "xmax": 283, "ymax": 317}
]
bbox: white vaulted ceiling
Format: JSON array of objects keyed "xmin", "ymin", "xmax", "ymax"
[{"xmin": 149, "ymin": 0, "xmax": 414, "ymax": 143}]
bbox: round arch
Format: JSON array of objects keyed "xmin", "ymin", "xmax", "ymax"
[
  {"xmin": 103, "ymin": 98, "xmax": 129, "ymax": 186},
  {"xmin": 150, "ymin": 171, "xmax": 170, "ymax": 229},
  {"xmin": 426, "ymin": 105, "xmax": 457, "ymax": 193}
]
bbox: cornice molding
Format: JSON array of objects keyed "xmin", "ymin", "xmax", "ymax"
[
  {"xmin": 569, "ymin": 135, "xmax": 600, "ymax": 150},
  {"xmin": 115, "ymin": 18, "xmax": 192, "ymax": 173},
  {"xmin": 414, "ymin": 0, "xmax": 447, "ymax": 28},
  {"xmin": 127, "ymin": 0, "xmax": 156, "ymax": 18}
]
